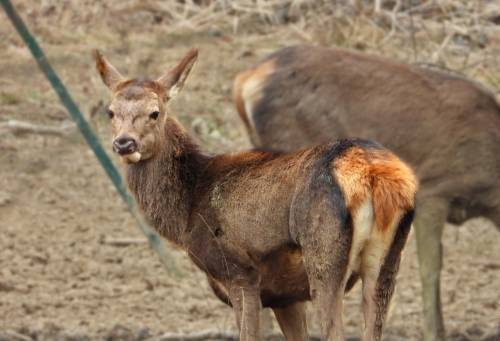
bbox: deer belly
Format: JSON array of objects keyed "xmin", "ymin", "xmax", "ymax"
[
  {"xmin": 206, "ymin": 245, "xmax": 361, "ymax": 308},
  {"xmin": 204, "ymin": 247, "xmax": 310, "ymax": 309},
  {"xmin": 257, "ymin": 246, "xmax": 311, "ymax": 308}
]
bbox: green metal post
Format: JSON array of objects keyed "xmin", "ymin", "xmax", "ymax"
[{"xmin": 1, "ymin": 0, "xmax": 179, "ymax": 276}]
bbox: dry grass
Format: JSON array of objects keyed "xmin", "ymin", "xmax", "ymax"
[
  {"xmin": 3, "ymin": 1, "xmax": 499, "ymax": 95},
  {"xmin": 163, "ymin": 0, "xmax": 500, "ymax": 86}
]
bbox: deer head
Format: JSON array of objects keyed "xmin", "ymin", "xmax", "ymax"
[{"xmin": 94, "ymin": 49, "xmax": 198, "ymax": 163}]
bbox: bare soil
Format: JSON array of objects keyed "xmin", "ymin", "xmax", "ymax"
[{"xmin": 1, "ymin": 1, "xmax": 499, "ymax": 340}]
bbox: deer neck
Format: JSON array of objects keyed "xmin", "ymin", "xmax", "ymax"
[{"xmin": 125, "ymin": 117, "xmax": 209, "ymax": 245}]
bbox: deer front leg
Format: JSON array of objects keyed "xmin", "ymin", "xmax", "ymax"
[
  {"xmin": 273, "ymin": 302, "xmax": 309, "ymax": 341},
  {"xmin": 414, "ymin": 197, "xmax": 448, "ymax": 341},
  {"xmin": 229, "ymin": 284, "xmax": 262, "ymax": 341}
]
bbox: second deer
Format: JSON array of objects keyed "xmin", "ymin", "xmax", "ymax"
[{"xmin": 233, "ymin": 45, "xmax": 500, "ymax": 341}]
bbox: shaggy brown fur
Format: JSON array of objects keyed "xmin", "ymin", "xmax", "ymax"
[
  {"xmin": 95, "ymin": 49, "xmax": 418, "ymax": 341},
  {"xmin": 233, "ymin": 45, "xmax": 500, "ymax": 341}
]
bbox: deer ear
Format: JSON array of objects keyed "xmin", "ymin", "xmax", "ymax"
[
  {"xmin": 94, "ymin": 50, "xmax": 124, "ymax": 91},
  {"xmin": 157, "ymin": 48, "xmax": 198, "ymax": 99}
]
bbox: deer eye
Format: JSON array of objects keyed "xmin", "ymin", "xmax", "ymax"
[
  {"xmin": 107, "ymin": 109, "xmax": 114, "ymax": 119},
  {"xmin": 149, "ymin": 111, "xmax": 160, "ymax": 120}
]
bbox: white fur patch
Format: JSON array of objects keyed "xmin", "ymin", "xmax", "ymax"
[
  {"xmin": 348, "ymin": 198, "xmax": 374, "ymax": 276},
  {"xmin": 241, "ymin": 76, "xmax": 265, "ymax": 135},
  {"xmin": 361, "ymin": 213, "xmax": 401, "ymax": 279},
  {"xmin": 123, "ymin": 151, "xmax": 141, "ymax": 163}
]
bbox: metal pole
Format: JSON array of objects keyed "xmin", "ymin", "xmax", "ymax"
[{"xmin": 1, "ymin": 0, "xmax": 179, "ymax": 276}]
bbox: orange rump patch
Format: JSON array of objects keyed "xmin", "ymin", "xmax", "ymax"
[
  {"xmin": 369, "ymin": 150, "xmax": 417, "ymax": 230},
  {"xmin": 333, "ymin": 147, "xmax": 418, "ymax": 231}
]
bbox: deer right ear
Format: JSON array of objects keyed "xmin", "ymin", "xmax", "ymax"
[{"xmin": 94, "ymin": 50, "xmax": 124, "ymax": 91}]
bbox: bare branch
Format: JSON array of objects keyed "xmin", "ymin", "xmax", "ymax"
[
  {"xmin": 0, "ymin": 120, "xmax": 75, "ymax": 137},
  {"xmin": 102, "ymin": 237, "xmax": 147, "ymax": 247},
  {"xmin": 0, "ymin": 331, "xmax": 33, "ymax": 341}
]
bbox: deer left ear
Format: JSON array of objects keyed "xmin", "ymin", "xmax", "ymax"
[
  {"xmin": 157, "ymin": 48, "xmax": 198, "ymax": 99},
  {"xmin": 94, "ymin": 50, "xmax": 125, "ymax": 91}
]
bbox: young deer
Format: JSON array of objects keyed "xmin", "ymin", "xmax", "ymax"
[
  {"xmin": 233, "ymin": 45, "xmax": 500, "ymax": 341},
  {"xmin": 95, "ymin": 48, "xmax": 417, "ymax": 341}
]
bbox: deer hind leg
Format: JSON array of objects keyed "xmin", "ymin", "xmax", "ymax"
[
  {"xmin": 361, "ymin": 210, "xmax": 414, "ymax": 341},
  {"xmin": 289, "ymin": 157, "xmax": 356, "ymax": 340},
  {"xmin": 273, "ymin": 302, "xmax": 308, "ymax": 341},
  {"xmin": 303, "ymin": 229, "xmax": 352, "ymax": 341},
  {"xmin": 298, "ymin": 199, "xmax": 352, "ymax": 341}
]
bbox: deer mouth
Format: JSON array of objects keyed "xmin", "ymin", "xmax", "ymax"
[{"xmin": 121, "ymin": 151, "xmax": 142, "ymax": 164}]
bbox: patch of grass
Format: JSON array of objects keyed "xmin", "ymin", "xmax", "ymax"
[
  {"xmin": 483, "ymin": 72, "xmax": 500, "ymax": 90},
  {"xmin": 0, "ymin": 92, "xmax": 20, "ymax": 105},
  {"xmin": 28, "ymin": 90, "xmax": 44, "ymax": 103}
]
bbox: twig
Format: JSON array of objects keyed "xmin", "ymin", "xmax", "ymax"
[
  {"xmin": 380, "ymin": 0, "xmax": 402, "ymax": 45},
  {"xmin": 102, "ymin": 237, "xmax": 147, "ymax": 247},
  {"xmin": 408, "ymin": 1, "xmax": 419, "ymax": 61},
  {"xmin": 404, "ymin": 0, "xmax": 437, "ymax": 15},
  {"xmin": 0, "ymin": 119, "xmax": 75, "ymax": 136},
  {"xmin": 289, "ymin": 23, "xmax": 314, "ymax": 42},
  {"xmin": 431, "ymin": 31, "xmax": 453, "ymax": 63}
]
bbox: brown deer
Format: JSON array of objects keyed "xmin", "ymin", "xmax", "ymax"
[
  {"xmin": 94, "ymin": 48, "xmax": 418, "ymax": 341},
  {"xmin": 233, "ymin": 45, "xmax": 500, "ymax": 341}
]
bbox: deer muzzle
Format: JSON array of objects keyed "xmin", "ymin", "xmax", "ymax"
[{"xmin": 113, "ymin": 136, "xmax": 137, "ymax": 155}]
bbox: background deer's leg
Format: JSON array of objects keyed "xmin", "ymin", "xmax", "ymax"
[
  {"xmin": 260, "ymin": 309, "xmax": 273, "ymax": 338},
  {"xmin": 272, "ymin": 302, "xmax": 308, "ymax": 341},
  {"xmin": 229, "ymin": 285, "xmax": 262, "ymax": 341},
  {"xmin": 414, "ymin": 198, "xmax": 448, "ymax": 341},
  {"xmin": 361, "ymin": 210, "xmax": 413, "ymax": 341}
]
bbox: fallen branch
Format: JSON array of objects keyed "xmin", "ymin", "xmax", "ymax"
[
  {"xmin": 154, "ymin": 331, "xmax": 238, "ymax": 341},
  {"xmin": 153, "ymin": 330, "xmax": 325, "ymax": 341},
  {"xmin": 0, "ymin": 119, "xmax": 75, "ymax": 136},
  {"xmin": 0, "ymin": 331, "xmax": 33, "ymax": 341}
]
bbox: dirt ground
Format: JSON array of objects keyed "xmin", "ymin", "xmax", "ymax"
[{"xmin": 1, "ymin": 1, "xmax": 499, "ymax": 340}]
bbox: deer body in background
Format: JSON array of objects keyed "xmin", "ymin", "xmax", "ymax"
[
  {"xmin": 233, "ymin": 45, "xmax": 500, "ymax": 341},
  {"xmin": 95, "ymin": 49, "xmax": 417, "ymax": 341}
]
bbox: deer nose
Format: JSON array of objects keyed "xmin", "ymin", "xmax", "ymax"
[{"xmin": 113, "ymin": 136, "xmax": 137, "ymax": 155}]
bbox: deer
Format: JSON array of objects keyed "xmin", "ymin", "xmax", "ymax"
[
  {"xmin": 94, "ymin": 48, "xmax": 418, "ymax": 341},
  {"xmin": 233, "ymin": 44, "xmax": 500, "ymax": 341}
]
